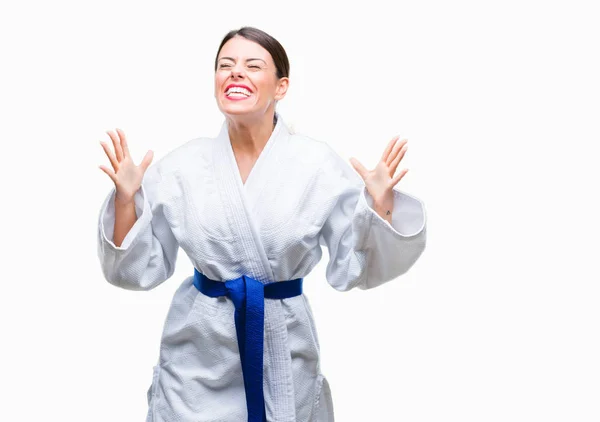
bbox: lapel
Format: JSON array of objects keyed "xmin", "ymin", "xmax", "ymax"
[
  {"xmin": 213, "ymin": 114, "xmax": 289, "ymax": 283},
  {"xmin": 230, "ymin": 115, "xmax": 287, "ymax": 216},
  {"xmin": 211, "ymin": 113, "xmax": 297, "ymax": 419}
]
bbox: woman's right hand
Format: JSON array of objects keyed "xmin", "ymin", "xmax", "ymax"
[{"xmin": 99, "ymin": 128, "xmax": 154, "ymax": 204}]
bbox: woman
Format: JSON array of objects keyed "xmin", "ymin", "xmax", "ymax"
[{"xmin": 98, "ymin": 26, "xmax": 426, "ymax": 422}]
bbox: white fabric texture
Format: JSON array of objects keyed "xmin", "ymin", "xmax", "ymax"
[{"xmin": 97, "ymin": 115, "xmax": 427, "ymax": 421}]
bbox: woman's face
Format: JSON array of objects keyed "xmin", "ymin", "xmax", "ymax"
[{"xmin": 214, "ymin": 36, "xmax": 288, "ymax": 120}]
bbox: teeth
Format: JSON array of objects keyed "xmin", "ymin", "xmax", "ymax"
[{"xmin": 226, "ymin": 87, "xmax": 251, "ymax": 96}]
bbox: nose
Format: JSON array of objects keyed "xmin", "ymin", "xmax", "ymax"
[{"xmin": 230, "ymin": 63, "xmax": 245, "ymax": 79}]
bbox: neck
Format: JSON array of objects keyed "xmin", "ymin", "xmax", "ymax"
[{"xmin": 227, "ymin": 113, "xmax": 276, "ymax": 156}]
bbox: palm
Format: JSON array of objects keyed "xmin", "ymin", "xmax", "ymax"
[
  {"xmin": 350, "ymin": 135, "xmax": 408, "ymax": 202},
  {"xmin": 99, "ymin": 128, "xmax": 153, "ymax": 203}
]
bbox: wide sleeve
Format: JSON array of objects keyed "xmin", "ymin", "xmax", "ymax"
[
  {"xmin": 318, "ymin": 148, "xmax": 427, "ymax": 292},
  {"xmin": 96, "ymin": 165, "xmax": 179, "ymax": 291}
]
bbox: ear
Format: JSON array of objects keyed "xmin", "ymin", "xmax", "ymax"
[{"xmin": 274, "ymin": 77, "xmax": 290, "ymax": 101}]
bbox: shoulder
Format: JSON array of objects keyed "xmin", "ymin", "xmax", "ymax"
[
  {"xmin": 286, "ymin": 131, "xmax": 341, "ymax": 167},
  {"xmin": 289, "ymin": 130, "xmax": 358, "ymax": 172},
  {"xmin": 144, "ymin": 135, "xmax": 217, "ymax": 182},
  {"xmin": 282, "ymin": 130, "xmax": 363, "ymax": 197},
  {"xmin": 154, "ymin": 134, "xmax": 218, "ymax": 170}
]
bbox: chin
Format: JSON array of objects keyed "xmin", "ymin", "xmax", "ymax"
[
  {"xmin": 222, "ymin": 106, "xmax": 251, "ymax": 115},
  {"xmin": 217, "ymin": 101, "xmax": 259, "ymax": 118}
]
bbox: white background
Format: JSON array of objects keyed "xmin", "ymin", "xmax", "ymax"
[{"xmin": 1, "ymin": 0, "xmax": 599, "ymax": 421}]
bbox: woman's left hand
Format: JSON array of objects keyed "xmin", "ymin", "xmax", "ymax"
[{"xmin": 350, "ymin": 135, "xmax": 409, "ymax": 223}]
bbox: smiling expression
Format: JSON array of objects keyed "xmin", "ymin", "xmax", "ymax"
[{"xmin": 214, "ymin": 36, "xmax": 289, "ymax": 119}]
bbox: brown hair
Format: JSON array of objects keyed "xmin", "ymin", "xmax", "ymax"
[{"xmin": 214, "ymin": 27, "xmax": 290, "ymax": 79}]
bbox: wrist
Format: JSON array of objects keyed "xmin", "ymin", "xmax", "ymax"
[
  {"xmin": 115, "ymin": 191, "xmax": 135, "ymax": 207},
  {"xmin": 371, "ymin": 202, "xmax": 391, "ymax": 222},
  {"xmin": 372, "ymin": 192, "xmax": 393, "ymax": 210}
]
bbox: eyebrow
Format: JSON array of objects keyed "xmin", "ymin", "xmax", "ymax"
[{"xmin": 218, "ymin": 57, "xmax": 267, "ymax": 64}]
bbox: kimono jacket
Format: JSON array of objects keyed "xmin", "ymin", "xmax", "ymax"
[{"xmin": 97, "ymin": 114, "xmax": 427, "ymax": 422}]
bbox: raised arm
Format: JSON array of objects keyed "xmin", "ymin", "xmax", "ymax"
[
  {"xmin": 99, "ymin": 128, "xmax": 154, "ymax": 246},
  {"xmin": 97, "ymin": 128, "xmax": 178, "ymax": 291},
  {"xmin": 319, "ymin": 137, "xmax": 427, "ymax": 291}
]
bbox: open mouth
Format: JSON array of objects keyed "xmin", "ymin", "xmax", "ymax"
[{"xmin": 225, "ymin": 86, "xmax": 252, "ymax": 99}]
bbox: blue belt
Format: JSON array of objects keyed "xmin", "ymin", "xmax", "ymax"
[{"xmin": 193, "ymin": 269, "xmax": 303, "ymax": 422}]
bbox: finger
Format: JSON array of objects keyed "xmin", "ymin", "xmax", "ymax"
[
  {"xmin": 116, "ymin": 128, "xmax": 130, "ymax": 158},
  {"xmin": 380, "ymin": 135, "xmax": 400, "ymax": 163},
  {"xmin": 389, "ymin": 144, "xmax": 408, "ymax": 176},
  {"xmin": 139, "ymin": 150, "xmax": 154, "ymax": 172},
  {"xmin": 349, "ymin": 157, "xmax": 369, "ymax": 180},
  {"xmin": 99, "ymin": 165, "xmax": 118, "ymax": 184},
  {"xmin": 390, "ymin": 168, "xmax": 409, "ymax": 187},
  {"xmin": 100, "ymin": 141, "xmax": 119, "ymax": 172},
  {"xmin": 386, "ymin": 138, "xmax": 407, "ymax": 167},
  {"xmin": 106, "ymin": 130, "xmax": 124, "ymax": 162}
]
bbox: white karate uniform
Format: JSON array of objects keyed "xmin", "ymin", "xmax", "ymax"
[{"xmin": 97, "ymin": 114, "xmax": 427, "ymax": 421}]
